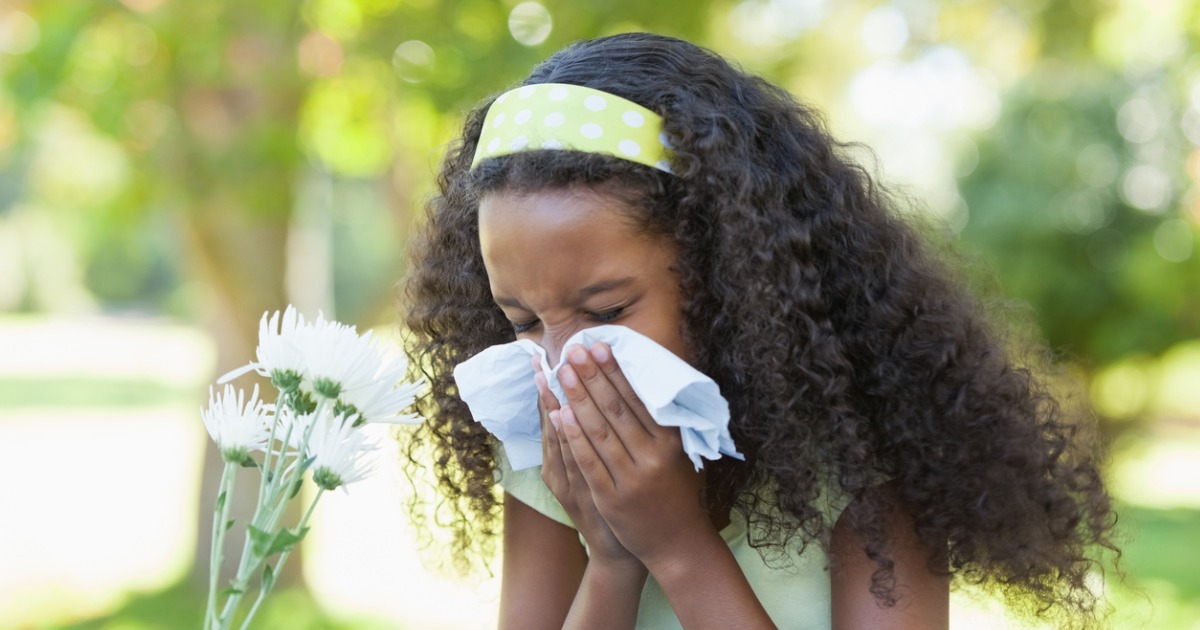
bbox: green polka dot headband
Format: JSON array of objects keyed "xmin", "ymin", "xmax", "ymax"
[{"xmin": 472, "ymin": 83, "xmax": 674, "ymax": 174}]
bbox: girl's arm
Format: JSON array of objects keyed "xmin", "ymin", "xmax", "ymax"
[
  {"xmin": 635, "ymin": 522, "xmax": 776, "ymax": 628},
  {"xmin": 829, "ymin": 487, "xmax": 950, "ymax": 629},
  {"xmin": 499, "ymin": 492, "xmax": 587, "ymax": 630}
]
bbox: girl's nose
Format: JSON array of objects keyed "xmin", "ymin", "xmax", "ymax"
[
  {"xmin": 538, "ymin": 335, "xmax": 563, "ymax": 366},
  {"xmin": 536, "ymin": 325, "xmax": 581, "ymax": 365}
]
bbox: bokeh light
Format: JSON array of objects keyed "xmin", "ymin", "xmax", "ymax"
[
  {"xmin": 392, "ymin": 40, "xmax": 435, "ymax": 83},
  {"xmin": 0, "ymin": 10, "xmax": 39, "ymax": 55},
  {"xmin": 508, "ymin": 2, "xmax": 552, "ymax": 47},
  {"xmin": 860, "ymin": 6, "xmax": 908, "ymax": 57},
  {"xmin": 298, "ymin": 30, "xmax": 345, "ymax": 78},
  {"xmin": 1121, "ymin": 163, "xmax": 1172, "ymax": 213}
]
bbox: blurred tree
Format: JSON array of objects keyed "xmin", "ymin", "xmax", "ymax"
[
  {"xmin": 4, "ymin": 0, "xmax": 304, "ymax": 592},
  {"xmin": 956, "ymin": 1, "xmax": 1200, "ymax": 369},
  {"xmin": 959, "ymin": 64, "xmax": 1200, "ymax": 366},
  {"xmin": 1, "ymin": 0, "xmax": 730, "ymax": 603}
]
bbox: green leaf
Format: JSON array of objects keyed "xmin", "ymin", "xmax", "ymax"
[
  {"xmin": 216, "ymin": 490, "xmax": 226, "ymax": 512},
  {"xmin": 239, "ymin": 453, "xmax": 259, "ymax": 469},
  {"xmin": 248, "ymin": 524, "xmax": 312, "ymax": 557},
  {"xmin": 288, "ymin": 476, "xmax": 305, "ymax": 499},
  {"xmin": 219, "ymin": 586, "xmax": 245, "ymax": 597},
  {"xmin": 262, "ymin": 564, "xmax": 276, "ymax": 592},
  {"xmin": 266, "ymin": 526, "xmax": 310, "ymax": 556},
  {"xmin": 224, "ymin": 518, "xmax": 235, "ymax": 532},
  {"xmin": 247, "ymin": 524, "xmax": 274, "ymax": 557}
]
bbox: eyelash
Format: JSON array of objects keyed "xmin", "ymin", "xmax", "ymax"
[
  {"xmin": 590, "ymin": 307, "xmax": 624, "ymax": 323},
  {"xmin": 508, "ymin": 307, "xmax": 625, "ymax": 334}
]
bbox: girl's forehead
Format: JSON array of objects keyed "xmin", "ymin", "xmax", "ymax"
[
  {"xmin": 478, "ymin": 188, "xmax": 675, "ymax": 282},
  {"xmin": 477, "ymin": 186, "xmax": 648, "ymax": 239}
]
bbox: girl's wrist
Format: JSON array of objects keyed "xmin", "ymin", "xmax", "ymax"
[
  {"xmin": 587, "ymin": 554, "xmax": 649, "ymax": 585},
  {"xmin": 640, "ymin": 524, "xmax": 728, "ymax": 589}
]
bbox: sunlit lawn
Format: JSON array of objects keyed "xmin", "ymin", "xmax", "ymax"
[{"xmin": 1, "ymin": 315, "xmax": 1197, "ymax": 629}]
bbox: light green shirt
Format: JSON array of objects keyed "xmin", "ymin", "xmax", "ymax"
[{"xmin": 496, "ymin": 448, "xmax": 849, "ymax": 629}]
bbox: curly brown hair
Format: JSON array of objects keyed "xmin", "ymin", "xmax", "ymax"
[{"xmin": 400, "ymin": 32, "xmax": 1119, "ymax": 623}]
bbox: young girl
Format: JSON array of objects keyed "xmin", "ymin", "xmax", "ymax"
[{"xmin": 401, "ymin": 32, "xmax": 1118, "ymax": 628}]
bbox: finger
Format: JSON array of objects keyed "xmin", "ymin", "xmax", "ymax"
[
  {"xmin": 535, "ymin": 368, "xmax": 568, "ymax": 494},
  {"xmin": 540, "ymin": 419, "xmax": 567, "ymax": 496},
  {"xmin": 562, "ymin": 343, "xmax": 654, "ymax": 452},
  {"xmin": 535, "ymin": 368, "xmax": 569, "ymax": 478},
  {"xmin": 558, "ymin": 359, "xmax": 636, "ymax": 475},
  {"xmin": 556, "ymin": 407, "xmax": 590, "ymax": 495},
  {"xmin": 559, "ymin": 404, "xmax": 615, "ymax": 493},
  {"xmin": 586, "ymin": 341, "xmax": 660, "ymax": 437},
  {"xmin": 532, "ymin": 355, "xmax": 561, "ymax": 412}
]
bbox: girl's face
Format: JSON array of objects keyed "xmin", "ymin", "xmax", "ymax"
[{"xmin": 478, "ymin": 186, "xmax": 687, "ymax": 363}]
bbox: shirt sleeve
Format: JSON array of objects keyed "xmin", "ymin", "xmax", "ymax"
[{"xmin": 494, "ymin": 443, "xmax": 576, "ymax": 529}]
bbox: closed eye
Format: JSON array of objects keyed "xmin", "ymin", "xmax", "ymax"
[
  {"xmin": 588, "ymin": 307, "xmax": 624, "ymax": 323},
  {"xmin": 511, "ymin": 319, "xmax": 539, "ymax": 334}
]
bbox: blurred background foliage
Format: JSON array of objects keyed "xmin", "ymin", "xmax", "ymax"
[{"xmin": 1, "ymin": 0, "xmax": 1199, "ymax": 627}]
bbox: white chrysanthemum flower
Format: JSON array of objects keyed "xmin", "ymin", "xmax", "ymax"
[
  {"xmin": 202, "ymin": 384, "xmax": 271, "ymax": 463},
  {"xmin": 303, "ymin": 408, "xmax": 378, "ymax": 492},
  {"xmin": 218, "ymin": 306, "xmax": 310, "ymax": 389},
  {"xmin": 218, "ymin": 304, "xmax": 426, "ymax": 425},
  {"xmin": 267, "ymin": 405, "xmax": 308, "ymax": 455},
  {"xmin": 346, "ymin": 354, "xmax": 425, "ymax": 425},
  {"xmin": 297, "ymin": 313, "xmax": 382, "ymax": 400}
]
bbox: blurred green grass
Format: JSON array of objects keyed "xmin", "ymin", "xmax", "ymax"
[
  {"xmin": 53, "ymin": 582, "xmax": 397, "ymax": 630},
  {"xmin": 0, "ymin": 377, "xmax": 191, "ymax": 408},
  {"xmin": 1116, "ymin": 504, "xmax": 1200, "ymax": 601}
]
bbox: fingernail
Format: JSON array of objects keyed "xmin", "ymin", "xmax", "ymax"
[
  {"xmin": 558, "ymin": 364, "xmax": 577, "ymax": 388},
  {"xmin": 534, "ymin": 371, "xmax": 547, "ymax": 390},
  {"xmin": 549, "ymin": 410, "xmax": 561, "ymax": 431},
  {"xmin": 567, "ymin": 345, "xmax": 588, "ymax": 366},
  {"xmin": 589, "ymin": 342, "xmax": 610, "ymax": 363},
  {"xmin": 560, "ymin": 406, "xmax": 576, "ymax": 426},
  {"xmin": 530, "ymin": 355, "xmax": 541, "ymax": 372}
]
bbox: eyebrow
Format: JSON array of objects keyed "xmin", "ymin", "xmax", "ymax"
[
  {"xmin": 575, "ymin": 277, "xmax": 635, "ymax": 300},
  {"xmin": 492, "ymin": 277, "xmax": 636, "ymax": 309}
]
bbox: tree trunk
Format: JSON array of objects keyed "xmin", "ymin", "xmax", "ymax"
[{"xmin": 160, "ymin": 3, "xmax": 309, "ymax": 596}]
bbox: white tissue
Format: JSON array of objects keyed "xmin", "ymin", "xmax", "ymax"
[{"xmin": 452, "ymin": 325, "xmax": 743, "ymax": 471}]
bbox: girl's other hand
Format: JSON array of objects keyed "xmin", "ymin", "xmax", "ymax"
[{"xmin": 555, "ymin": 342, "xmax": 714, "ymax": 570}]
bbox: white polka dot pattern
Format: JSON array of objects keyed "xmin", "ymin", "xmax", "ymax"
[{"xmin": 471, "ymin": 83, "xmax": 674, "ymax": 174}]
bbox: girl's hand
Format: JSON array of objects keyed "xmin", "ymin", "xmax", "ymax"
[
  {"xmin": 534, "ymin": 357, "xmax": 643, "ymax": 572},
  {"xmin": 549, "ymin": 344, "xmax": 778, "ymax": 630},
  {"xmin": 555, "ymin": 342, "xmax": 713, "ymax": 570}
]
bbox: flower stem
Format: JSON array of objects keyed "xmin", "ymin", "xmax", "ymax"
[
  {"xmin": 218, "ymin": 399, "xmax": 327, "ymax": 627},
  {"xmin": 206, "ymin": 461, "xmax": 237, "ymax": 629},
  {"xmin": 238, "ymin": 488, "xmax": 325, "ymax": 630},
  {"xmin": 258, "ymin": 411, "xmax": 281, "ymax": 507}
]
